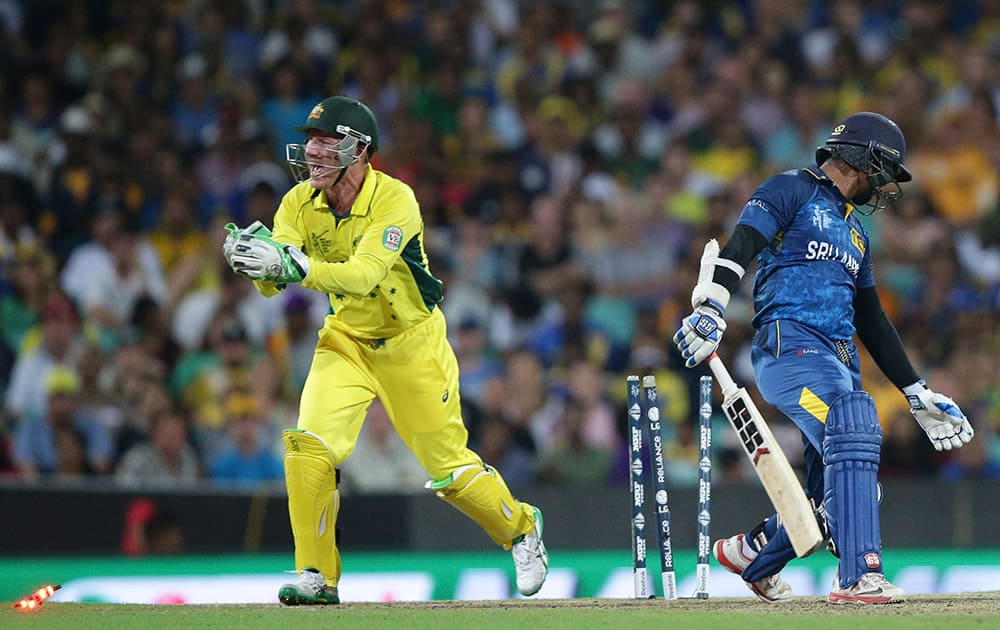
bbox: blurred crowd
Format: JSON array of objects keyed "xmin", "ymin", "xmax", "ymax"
[{"xmin": 1, "ymin": 0, "xmax": 998, "ymax": 494}]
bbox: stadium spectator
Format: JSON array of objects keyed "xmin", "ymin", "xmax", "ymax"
[
  {"xmin": 499, "ymin": 348, "xmax": 563, "ymax": 453},
  {"xmin": 11, "ymin": 366, "xmax": 113, "ymax": 478},
  {"xmin": 472, "ymin": 379, "xmax": 538, "ymax": 491},
  {"xmin": 537, "ymin": 397, "xmax": 614, "ymax": 485},
  {"xmin": 279, "ymin": 290, "xmax": 320, "ymax": 392},
  {"xmin": 60, "ymin": 207, "xmax": 168, "ymax": 323},
  {"xmin": 261, "ymin": 64, "xmax": 317, "ymax": 161},
  {"xmin": 147, "ymin": 191, "xmax": 219, "ymax": 304},
  {"xmin": 170, "ymin": 255, "xmax": 282, "ymax": 351},
  {"xmin": 115, "ymin": 407, "xmax": 200, "ymax": 487},
  {"xmin": 910, "ymin": 107, "xmax": 999, "ymax": 228},
  {"xmin": 339, "ymin": 399, "xmax": 426, "ymax": 495},
  {"xmin": 0, "ymin": 244, "xmax": 54, "ymax": 361},
  {"xmin": 4, "ymin": 292, "xmax": 87, "ymax": 420},
  {"xmin": 209, "ymin": 390, "xmax": 283, "ymax": 488},
  {"xmin": 174, "ymin": 317, "xmax": 271, "ymax": 442},
  {"xmin": 75, "ymin": 218, "xmax": 169, "ymax": 350},
  {"xmin": 45, "ymin": 105, "xmax": 102, "ymax": 263},
  {"xmin": 0, "ymin": 144, "xmax": 41, "ymax": 270},
  {"xmin": 562, "ymin": 358, "xmax": 618, "ymax": 452},
  {"xmin": 10, "ymin": 74, "xmax": 58, "ymax": 192},
  {"xmin": 452, "ymin": 316, "xmax": 503, "ymax": 410},
  {"xmin": 51, "ymin": 425, "xmax": 93, "ymax": 479}
]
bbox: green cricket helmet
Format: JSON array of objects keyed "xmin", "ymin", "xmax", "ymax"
[{"xmin": 286, "ymin": 96, "xmax": 379, "ymax": 182}]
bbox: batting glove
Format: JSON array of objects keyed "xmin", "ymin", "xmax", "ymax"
[
  {"xmin": 229, "ymin": 233, "xmax": 310, "ymax": 283},
  {"xmin": 905, "ymin": 380, "xmax": 974, "ymax": 451},
  {"xmin": 673, "ymin": 301, "xmax": 727, "ymax": 368}
]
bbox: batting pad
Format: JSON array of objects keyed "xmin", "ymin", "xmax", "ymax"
[
  {"xmin": 823, "ymin": 392, "xmax": 882, "ymax": 589},
  {"xmin": 283, "ymin": 429, "xmax": 341, "ymax": 585},
  {"xmin": 428, "ymin": 464, "xmax": 533, "ymax": 548}
]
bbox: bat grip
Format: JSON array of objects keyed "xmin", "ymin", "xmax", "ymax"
[{"xmin": 707, "ymin": 352, "xmax": 738, "ymax": 397}]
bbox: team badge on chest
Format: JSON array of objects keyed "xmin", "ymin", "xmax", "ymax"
[{"xmin": 850, "ymin": 228, "xmax": 865, "ymax": 255}]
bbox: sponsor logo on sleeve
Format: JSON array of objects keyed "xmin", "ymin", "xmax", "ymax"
[{"xmin": 382, "ymin": 226, "xmax": 403, "ymax": 252}]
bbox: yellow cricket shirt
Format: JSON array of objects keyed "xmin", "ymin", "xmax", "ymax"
[{"xmin": 254, "ymin": 164, "xmax": 443, "ymax": 338}]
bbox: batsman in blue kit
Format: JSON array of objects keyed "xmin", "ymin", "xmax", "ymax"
[{"xmin": 673, "ymin": 112, "xmax": 975, "ymax": 604}]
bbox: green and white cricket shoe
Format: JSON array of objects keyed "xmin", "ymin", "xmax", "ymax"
[
  {"xmin": 278, "ymin": 568, "xmax": 339, "ymax": 605},
  {"xmin": 512, "ymin": 505, "xmax": 548, "ymax": 596}
]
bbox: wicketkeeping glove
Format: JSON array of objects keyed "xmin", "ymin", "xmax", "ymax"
[
  {"xmin": 228, "ymin": 231, "xmax": 310, "ymax": 283},
  {"xmin": 672, "ymin": 302, "xmax": 727, "ymax": 368},
  {"xmin": 905, "ymin": 380, "xmax": 974, "ymax": 451},
  {"xmin": 223, "ymin": 221, "xmax": 272, "ymax": 266}
]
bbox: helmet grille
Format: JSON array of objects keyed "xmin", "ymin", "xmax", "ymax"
[{"xmin": 830, "ymin": 144, "xmax": 870, "ymax": 172}]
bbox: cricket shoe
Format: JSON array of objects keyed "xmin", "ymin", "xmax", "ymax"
[
  {"xmin": 512, "ymin": 505, "xmax": 548, "ymax": 596},
  {"xmin": 828, "ymin": 572, "xmax": 905, "ymax": 604},
  {"xmin": 278, "ymin": 567, "xmax": 340, "ymax": 605},
  {"xmin": 714, "ymin": 534, "xmax": 793, "ymax": 602}
]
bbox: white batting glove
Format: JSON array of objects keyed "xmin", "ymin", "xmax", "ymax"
[
  {"xmin": 674, "ymin": 239, "xmax": 742, "ymax": 369},
  {"xmin": 905, "ymin": 381, "xmax": 974, "ymax": 451},
  {"xmin": 673, "ymin": 302, "xmax": 727, "ymax": 368}
]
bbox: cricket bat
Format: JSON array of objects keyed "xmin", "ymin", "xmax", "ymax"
[{"xmin": 707, "ymin": 352, "xmax": 824, "ymax": 557}]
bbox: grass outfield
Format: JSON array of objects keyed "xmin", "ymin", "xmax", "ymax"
[{"xmin": 4, "ymin": 596, "xmax": 1000, "ymax": 630}]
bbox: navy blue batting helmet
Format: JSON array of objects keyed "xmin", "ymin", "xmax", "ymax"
[{"xmin": 815, "ymin": 112, "xmax": 912, "ymax": 184}]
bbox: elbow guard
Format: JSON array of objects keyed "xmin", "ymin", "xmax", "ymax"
[{"xmin": 691, "ymin": 239, "xmax": 746, "ymax": 313}]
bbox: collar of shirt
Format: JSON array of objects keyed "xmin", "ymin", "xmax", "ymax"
[
  {"xmin": 803, "ymin": 165, "xmax": 855, "ymax": 218},
  {"xmin": 310, "ymin": 163, "xmax": 376, "ymax": 218}
]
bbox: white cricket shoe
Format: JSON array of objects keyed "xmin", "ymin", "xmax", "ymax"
[
  {"xmin": 512, "ymin": 505, "xmax": 548, "ymax": 596},
  {"xmin": 829, "ymin": 572, "xmax": 905, "ymax": 604},
  {"xmin": 714, "ymin": 533, "xmax": 793, "ymax": 602}
]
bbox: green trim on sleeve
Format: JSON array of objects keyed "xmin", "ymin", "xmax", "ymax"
[{"xmin": 400, "ymin": 235, "xmax": 443, "ymax": 310}]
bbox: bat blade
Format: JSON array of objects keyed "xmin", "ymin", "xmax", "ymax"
[{"xmin": 709, "ymin": 354, "xmax": 824, "ymax": 557}]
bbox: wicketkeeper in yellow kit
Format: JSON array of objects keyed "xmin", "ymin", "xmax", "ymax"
[{"xmin": 222, "ymin": 96, "xmax": 548, "ymax": 605}]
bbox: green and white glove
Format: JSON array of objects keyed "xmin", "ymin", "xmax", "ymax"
[
  {"xmin": 223, "ymin": 221, "xmax": 272, "ymax": 267},
  {"xmin": 229, "ymin": 231, "xmax": 310, "ymax": 283}
]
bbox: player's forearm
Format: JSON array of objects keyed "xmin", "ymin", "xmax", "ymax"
[
  {"xmin": 853, "ymin": 286, "xmax": 920, "ymax": 389},
  {"xmin": 301, "ymin": 254, "xmax": 388, "ymax": 296}
]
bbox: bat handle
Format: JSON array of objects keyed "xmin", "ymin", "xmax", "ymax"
[{"xmin": 707, "ymin": 352, "xmax": 738, "ymax": 397}]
